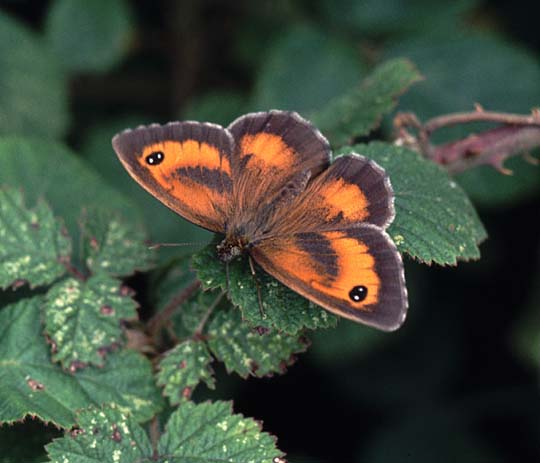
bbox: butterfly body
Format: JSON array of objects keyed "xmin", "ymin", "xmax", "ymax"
[{"xmin": 113, "ymin": 110, "xmax": 408, "ymax": 331}]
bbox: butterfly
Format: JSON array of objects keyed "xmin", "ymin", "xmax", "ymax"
[{"xmin": 112, "ymin": 110, "xmax": 408, "ymax": 331}]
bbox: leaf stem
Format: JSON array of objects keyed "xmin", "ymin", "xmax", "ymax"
[
  {"xmin": 147, "ymin": 279, "xmax": 201, "ymax": 340},
  {"xmin": 194, "ymin": 291, "xmax": 225, "ymax": 336}
]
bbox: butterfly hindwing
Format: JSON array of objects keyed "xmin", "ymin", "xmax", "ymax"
[
  {"xmin": 265, "ymin": 154, "xmax": 395, "ymax": 237},
  {"xmin": 113, "ymin": 121, "xmax": 233, "ymax": 232},
  {"xmin": 251, "ymin": 226, "xmax": 407, "ymax": 331}
]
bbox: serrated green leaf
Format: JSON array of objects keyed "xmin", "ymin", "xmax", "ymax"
[
  {"xmin": 45, "ymin": 0, "xmax": 133, "ymax": 73},
  {"xmin": 157, "ymin": 401, "xmax": 283, "ymax": 462},
  {"xmin": 192, "ymin": 240, "xmax": 337, "ymax": 334},
  {"xmin": 81, "ymin": 212, "xmax": 155, "ymax": 277},
  {"xmin": 312, "ymin": 58, "xmax": 422, "ymax": 146},
  {"xmin": 252, "ymin": 24, "xmax": 365, "ymax": 112},
  {"xmin": 0, "ymin": 297, "xmax": 163, "ymax": 427},
  {"xmin": 337, "ymin": 142, "xmax": 487, "ymax": 265},
  {"xmin": 0, "ymin": 138, "xmax": 142, "ymax": 253},
  {"xmin": 0, "ymin": 188, "xmax": 71, "ymax": 290},
  {"xmin": 157, "ymin": 340, "xmax": 215, "ymax": 405},
  {"xmin": 0, "ymin": 11, "xmax": 68, "ymax": 138},
  {"xmin": 46, "ymin": 404, "xmax": 153, "ymax": 463},
  {"xmin": 44, "ymin": 274, "xmax": 138, "ymax": 369},
  {"xmin": 208, "ymin": 309, "xmax": 307, "ymax": 378},
  {"xmin": 46, "ymin": 401, "xmax": 283, "ymax": 463}
]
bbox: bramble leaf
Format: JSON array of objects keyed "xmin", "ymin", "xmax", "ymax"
[
  {"xmin": 0, "ymin": 137, "xmax": 142, "ymax": 249},
  {"xmin": 44, "ymin": 273, "xmax": 138, "ymax": 369},
  {"xmin": 0, "ymin": 297, "xmax": 163, "ymax": 427},
  {"xmin": 46, "ymin": 401, "xmax": 284, "ymax": 463},
  {"xmin": 81, "ymin": 212, "xmax": 155, "ymax": 277},
  {"xmin": 45, "ymin": 0, "xmax": 133, "ymax": 73},
  {"xmin": 157, "ymin": 401, "xmax": 283, "ymax": 463},
  {"xmin": 337, "ymin": 142, "xmax": 487, "ymax": 265},
  {"xmin": 45, "ymin": 404, "xmax": 153, "ymax": 463},
  {"xmin": 0, "ymin": 188, "xmax": 71, "ymax": 290},
  {"xmin": 208, "ymin": 309, "xmax": 307, "ymax": 378},
  {"xmin": 0, "ymin": 11, "xmax": 68, "ymax": 138},
  {"xmin": 157, "ymin": 340, "xmax": 215, "ymax": 405},
  {"xmin": 192, "ymin": 240, "xmax": 337, "ymax": 334},
  {"xmin": 313, "ymin": 58, "xmax": 422, "ymax": 146}
]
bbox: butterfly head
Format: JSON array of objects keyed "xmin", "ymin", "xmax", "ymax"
[{"xmin": 216, "ymin": 235, "xmax": 249, "ymax": 263}]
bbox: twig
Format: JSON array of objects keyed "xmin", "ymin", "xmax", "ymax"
[
  {"xmin": 147, "ymin": 279, "xmax": 201, "ymax": 339},
  {"xmin": 194, "ymin": 291, "xmax": 225, "ymax": 336},
  {"xmin": 394, "ymin": 107, "xmax": 540, "ymax": 174},
  {"xmin": 149, "ymin": 415, "xmax": 160, "ymax": 458}
]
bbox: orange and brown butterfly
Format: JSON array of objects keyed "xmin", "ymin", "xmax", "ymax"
[{"xmin": 112, "ymin": 110, "xmax": 408, "ymax": 331}]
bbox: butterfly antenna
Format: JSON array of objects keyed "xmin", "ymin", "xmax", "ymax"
[
  {"xmin": 248, "ymin": 255, "xmax": 266, "ymax": 320},
  {"xmin": 148, "ymin": 241, "xmax": 207, "ymax": 250}
]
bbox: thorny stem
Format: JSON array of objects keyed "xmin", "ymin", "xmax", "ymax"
[
  {"xmin": 394, "ymin": 106, "xmax": 540, "ymax": 174},
  {"xmin": 147, "ymin": 279, "xmax": 201, "ymax": 340}
]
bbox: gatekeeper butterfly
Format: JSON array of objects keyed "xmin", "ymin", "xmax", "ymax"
[{"xmin": 112, "ymin": 111, "xmax": 408, "ymax": 330}]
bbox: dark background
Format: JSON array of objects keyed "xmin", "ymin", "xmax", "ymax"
[{"xmin": 1, "ymin": 1, "xmax": 540, "ymax": 461}]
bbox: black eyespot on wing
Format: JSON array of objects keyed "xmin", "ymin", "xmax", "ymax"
[
  {"xmin": 145, "ymin": 151, "xmax": 164, "ymax": 165},
  {"xmin": 349, "ymin": 285, "xmax": 368, "ymax": 302}
]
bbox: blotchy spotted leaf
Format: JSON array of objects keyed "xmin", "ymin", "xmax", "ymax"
[
  {"xmin": 44, "ymin": 273, "xmax": 138, "ymax": 369},
  {"xmin": 157, "ymin": 340, "xmax": 215, "ymax": 405},
  {"xmin": 81, "ymin": 212, "xmax": 155, "ymax": 277},
  {"xmin": 46, "ymin": 402, "xmax": 284, "ymax": 463},
  {"xmin": 337, "ymin": 142, "xmax": 487, "ymax": 265},
  {"xmin": 208, "ymin": 309, "xmax": 307, "ymax": 378},
  {"xmin": 0, "ymin": 188, "xmax": 70, "ymax": 290},
  {"xmin": 192, "ymin": 240, "xmax": 337, "ymax": 334},
  {"xmin": 312, "ymin": 58, "xmax": 422, "ymax": 146},
  {"xmin": 0, "ymin": 297, "xmax": 163, "ymax": 427},
  {"xmin": 46, "ymin": 404, "xmax": 153, "ymax": 463},
  {"xmin": 158, "ymin": 401, "xmax": 283, "ymax": 463}
]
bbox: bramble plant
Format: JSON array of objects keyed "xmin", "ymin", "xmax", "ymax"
[{"xmin": 1, "ymin": 2, "xmax": 540, "ymax": 462}]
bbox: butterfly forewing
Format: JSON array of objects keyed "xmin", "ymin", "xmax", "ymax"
[{"xmin": 112, "ymin": 121, "xmax": 234, "ymax": 232}]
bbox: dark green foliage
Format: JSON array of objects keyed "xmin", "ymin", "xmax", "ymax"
[{"xmin": 1, "ymin": 2, "xmax": 539, "ymax": 462}]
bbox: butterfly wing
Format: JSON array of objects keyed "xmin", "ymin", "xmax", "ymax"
[
  {"xmin": 251, "ymin": 152, "xmax": 407, "ymax": 330},
  {"xmin": 251, "ymin": 226, "xmax": 407, "ymax": 331},
  {"xmin": 226, "ymin": 111, "xmax": 331, "ymax": 233},
  {"xmin": 262, "ymin": 154, "xmax": 395, "ymax": 237},
  {"xmin": 112, "ymin": 121, "xmax": 233, "ymax": 232}
]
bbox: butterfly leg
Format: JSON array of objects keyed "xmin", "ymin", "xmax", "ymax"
[{"xmin": 248, "ymin": 255, "xmax": 266, "ymax": 320}]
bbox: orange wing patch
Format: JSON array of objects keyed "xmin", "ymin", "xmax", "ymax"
[
  {"xmin": 239, "ymin": 133, "xmax": 295, "ymax": 169},
  {"xmin": 310, "ymin": 231, "xmax": 380, "ymax": 307},
  {"xmin": 140, "ymin": 140, "xmax": 231, "ymax": 177},
  {"xmin": 310, "ymin": 175, "xmax": 370, "ymax": 223},
  {"xmin": 252, "ymin": 226, "xmax": 407, "ymax": 331},
  {"xmin": 268, "ymin": 155, "xmax": 394, "ymax": 234},
  {"xmin": 112, "ymin": 121, "xmax": 234, "ymax": 232}
]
